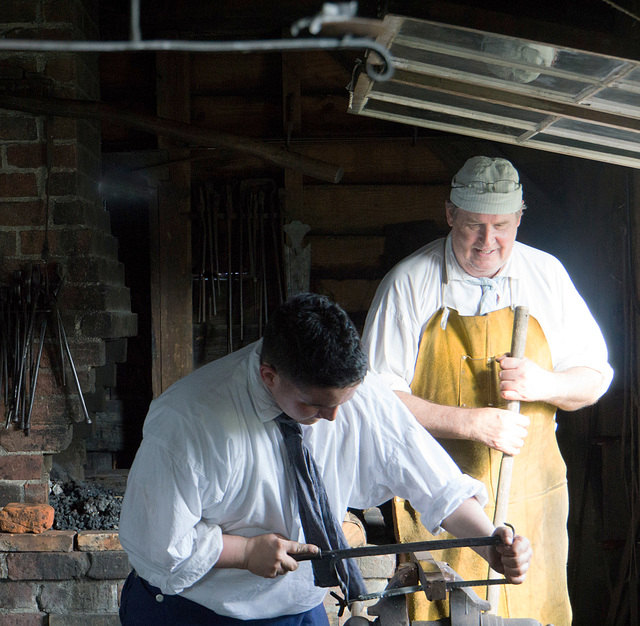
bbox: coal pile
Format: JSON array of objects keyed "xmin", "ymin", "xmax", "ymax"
[{"xmin": 49, "ymin": 479, "xmax": 122, "ymax": 531}]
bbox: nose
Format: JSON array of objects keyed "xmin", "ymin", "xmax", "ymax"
[
  {"xmin": 318, "ymin": 407, "xmax": 339, "ymax": 422},
  {"xmin": 478, "ymin": 225, "xmax": 497, "ymax": 246}
]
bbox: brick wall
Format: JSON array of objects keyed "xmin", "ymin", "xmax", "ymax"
[
  {"xmin": 0, "ymin": 0, "xmax": 137, "ymax": 504},
  {"xmin": 0, "ymin": 528, "xmax": 395, "ymax": 625},
  {"xmin": 0, "ymin": 530, "xmax": 129, "ymax": 625}
]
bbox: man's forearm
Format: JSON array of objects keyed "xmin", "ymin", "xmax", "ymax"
[
  {"xmin": 395, "ymin": 391, "xmax": 471, "ymax": 439},
  {"xmin": 440, "ymin": 497, "xmax": 496, "ymax": 563},
  {"xmin": 216, "ymin": 534, "xmax": 250, "ymax": 569},
  {"xmin": 395, "ymin": 390, "xmax": 530, "ymax": 456},
  {"xmin": 497, "ymin": 359, "xmax": 607, "ymax": 411},
  {"xmin": 536, "ymin": 366, "xmax": 605, "ymax": 411}
]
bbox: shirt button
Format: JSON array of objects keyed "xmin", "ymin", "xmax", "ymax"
[{"xmin": 155, "ymin": 594, "xmax": 164, "ymax": 602}]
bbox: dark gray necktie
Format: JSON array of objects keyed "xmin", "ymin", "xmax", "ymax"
[{"xmin": 275, "ymin": 413, "xmax": 367, "ymax": 603}]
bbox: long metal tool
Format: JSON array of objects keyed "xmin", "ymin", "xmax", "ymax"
[
  {"xmin": 293, "ymin": 535, "xmax": 501, "ymax": 563},
  {"xmin": 54, "ymin": 307, "xmax": 91, "ymax": 425},
  {"xmin": 225, "ymin": 185, "xmax": 234, "ymax": 353},
  {"xmin": 197, "ymin": 186, "xmax": 207, "ymax": 323},
  {"xmin": 487, "ymin": 305, "xmax": 529, "ymax": 612},
  {"xmin": 205, "ymin": 188, "xmax": 217, "ymax": 317}
]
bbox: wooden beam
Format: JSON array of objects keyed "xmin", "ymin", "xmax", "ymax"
[
  {"xmin": 151, "ymin": 51, "xmax": 193, "ymax": 397},
  {"xmin": 0, "ymin": 94, "xmax": 343, "ymax": 184}
]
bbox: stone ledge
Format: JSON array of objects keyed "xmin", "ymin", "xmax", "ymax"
[
  {"xmin": 0, "ymin": 531, "xmax": 75, "ymax": 553},
  {"xmin": 0, "ymin": 612, "xmax": 48, "ymax": 625},
  {"xmin": 48, "ymin": 615, "xmax": 120, "ymax": 626},
  {"xmin": 76, "ymin": 531, "xmax": 121, "ymax": 552}
]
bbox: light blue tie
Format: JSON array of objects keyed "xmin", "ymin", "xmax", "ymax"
[{"xmin": 465, "ymin": 276, "xmax": 499, "ymax": 315}]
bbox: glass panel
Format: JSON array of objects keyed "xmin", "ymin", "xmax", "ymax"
[
  {"xmin": 586, "ymin": 87, "xmax": 640, "ymax": 116},
  {"xmin": 529, "ymin": 133, "xmax": 640, "ymax": 159},
  {"xmin": 549, "ymin": 48, "xmax": 627, "ymax": 81},
  {"xmin": 390, "ymin": 43, "xmax": 600, "ymax": 99},
  {"xmin": 398, "ymin": 20, "xmax": 486, "ymax": 52},
  {"xmin": 364, "ymin": 99, "xmax": 529, "ymax": 138},
  {"xmin": 371, "ymin": 82, "xmax": 546, "ymax": 126},
  {"xmin": 620, "ymin": 66, "xmax": 640, "ymax": 85},
  {"xmin": 544, "ymin": 118, "xmax": 640, "ymax": 151},
  {"xmin": 396, "ymin": 18, "xmax": 628, "ymax": 82}
]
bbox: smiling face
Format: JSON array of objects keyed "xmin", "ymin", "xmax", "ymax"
[
  {"xmin": 446, "ymin": 204, "xmax": 522, "ymax": 278},
  {"xmin": 260, "ymin": 364, "xmax": 360, "ymax": 425}
]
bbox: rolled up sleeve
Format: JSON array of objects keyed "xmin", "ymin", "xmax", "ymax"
[{"xmin": 119, "ymin": 440, "xmax": 225, "ymax": 595}]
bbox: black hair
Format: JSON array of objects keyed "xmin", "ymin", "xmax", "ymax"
[{"xmin": 260, "ymin": 293, "xmax": 367, "ymax": 389}]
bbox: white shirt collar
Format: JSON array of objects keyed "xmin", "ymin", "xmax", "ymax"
[{"xmin": 247, "ymin": 341, "xmax": 282, "ymax": 423}]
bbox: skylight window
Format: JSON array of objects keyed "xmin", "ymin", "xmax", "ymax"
[{"xmin": 349, "ymin": 15, "xmax": 640, "ymax": 168}]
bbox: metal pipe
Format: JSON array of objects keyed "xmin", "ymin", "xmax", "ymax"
[
  {"xmin": 130, "ymin": 0, "xmax": 142, "ymax": 43},
  {"xmin": 0, "ymin": 36, "xmax": 393, "ymax": 81}
]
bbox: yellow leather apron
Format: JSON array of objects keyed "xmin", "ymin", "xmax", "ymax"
[{"xmin": 394, "ymin": 306, "xmax": 571, "ymax": 626}]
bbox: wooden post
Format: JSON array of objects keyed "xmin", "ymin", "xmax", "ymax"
[
  {"xmin": 282, "ymin": 48, "xmax": 311, "ymax": 297},
  {"xmin": 151, "ymin": 51, "xmax": 192, "ymax": 396}
]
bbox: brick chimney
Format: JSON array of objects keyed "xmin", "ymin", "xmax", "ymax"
[{"xmin": 0, "ymin": 1, "xmax": 137, "ymax": 503}]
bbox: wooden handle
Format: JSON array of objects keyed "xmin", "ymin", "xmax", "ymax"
[
  {"xmin": 505, "ymin": 306, "xmax": 530, "ymax": 413},
  {"xmin": 494, "ymin": 305, "xmax": 529, "ymax": 522},
  {"xmin": 488, "ymin": 306, "xmax": 529, "ymax": 611}
]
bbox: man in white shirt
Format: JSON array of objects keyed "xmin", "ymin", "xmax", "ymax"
[
  {"xmin": 362, "ymin": 156, "xmax": 613, "ymax": 626},
  {"xmin": 118, "ymin": 292, "xmax": 531, "ymax": 625}
]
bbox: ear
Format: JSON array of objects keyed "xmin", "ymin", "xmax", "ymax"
[
  {"xmin": 515, "ymin": 209, "xmax": 522, "ymax": 228},
  {"xmin": 445, "ymin": 203, "xmax": 455, "ymax": 228},
  {"xmin": 259, "ymin": 364, "xmax": 277, "ymax": 389}
]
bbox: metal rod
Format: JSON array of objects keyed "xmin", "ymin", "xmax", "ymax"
[
  {"xmin": 130, "ymin": 0, "xmax": 142, "ymax": 43},
  {"xmin": 205, "ymin": 187, "xmax": 217, "ymax": 316},
  {"xmin": 355, "ymin": 577, "xmax": 509, "ymax": 603},
  {"xmin": 55, "ymin": 308, "xmax": 92, "ymax": 425},
  {"xmin": 226, "ymin": 186, "xmax": 234, "ymax": 353},
  {"xmin": 25, "ymin": 315, "xmax": 47, "ymax": 435},
  {"xmin": 0, "ymin": 36, "xmax": 394, "ymax": 81},
  {"xmin": 293, "ymin": 535, "xmax": 501, "ymax": 562}
]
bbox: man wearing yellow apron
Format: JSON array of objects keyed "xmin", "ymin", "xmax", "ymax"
[{"xmin": 363, "ymin": 156, "xmax": 613, "ymax": 626}]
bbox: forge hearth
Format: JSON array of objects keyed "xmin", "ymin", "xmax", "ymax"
[{"xmin": 49, "ymin": 479, "xmax": 122, "ymax": 531}]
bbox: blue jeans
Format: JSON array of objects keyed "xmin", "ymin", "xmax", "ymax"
[{"xmin": 119, "ymin": 571, "xmax": 330, "ymax": 625}]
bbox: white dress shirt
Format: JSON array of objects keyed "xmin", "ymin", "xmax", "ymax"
[
  {"xmin": 363, "ymin": 235, "xmax": 613, "ymax": 396},
  {"xmin": 118, "ymin": 341, "xmax": 486, "ymax": 620}
]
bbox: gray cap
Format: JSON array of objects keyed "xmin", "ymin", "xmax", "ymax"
[{"xmin": 450, "ymin": 156, "xmax": 523, "ymax": 214}]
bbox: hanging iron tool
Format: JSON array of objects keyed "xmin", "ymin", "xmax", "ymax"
[
  {"xmin": 237, "ymin": 182, "xmax": 246, "ymax": 343},
  {"xmin": 258, "ymin": 190, "xmax": 268, "ymax": 329},
  {"xmin": 197, "ymin": 185, "xmax": 207, "ymax": 323},
  {"xmin": 267, "ymin": 181, "xmax": 284, "ymax": 305},
  {"xmin": 204, "ymin": 185, "xmax": 217, "ymax": 317},
  {"xmin": 0, "ymin": 263, "xmax": 92, "ymax": 434},
  {"xmin": 248, "ymin": 188, "xmax": 259, "ymax": 331},
  {"xmin": 225, "ymin": 185, "xmax": 234, "ymax": 353}
]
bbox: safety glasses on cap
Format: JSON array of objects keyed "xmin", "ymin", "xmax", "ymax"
[{"xmin": 451, "ymin": 180, "xmax": 521, "ymax": 194}]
